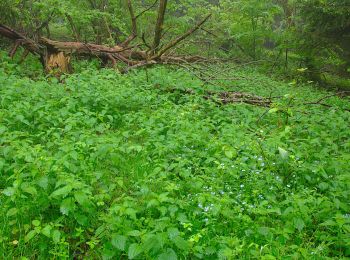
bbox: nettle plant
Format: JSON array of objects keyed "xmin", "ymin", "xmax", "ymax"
[
  {"xmin": 0, "ymin": 56, "xmax": 349, "ymax": 258},
  {"xmin": 268, "ymin": 94, "xmax": 295, "ymax": 126}
]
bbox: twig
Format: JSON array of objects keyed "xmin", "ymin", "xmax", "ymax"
[{"xmin": 152, "ymin": 14, "xmax": 211, "ymax": 59}]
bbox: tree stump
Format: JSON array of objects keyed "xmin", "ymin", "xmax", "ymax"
[{"xmin": 45, "ymin": 52, "xmax": 71, "ymax": 75}]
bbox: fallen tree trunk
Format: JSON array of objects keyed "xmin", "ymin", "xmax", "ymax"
[
  {"xmin": 0, "ymin": 25, "xmax": 208, "ymax": 74},
  {"xmin": 0, "ymin": 1, "xmax": 211, "ymax": 76},
  {"xmin": 39, "ymin": 38, "xmax": 147, "ymax": 63},
  {"xmin": 0, "ymin": 24, "xmax": 41, "ymax": 55},
  {"xmin": 0, "ymin": 24, "xmax": 72, "ymax": 74}
]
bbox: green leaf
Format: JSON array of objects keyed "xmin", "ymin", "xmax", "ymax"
[
  {"xmin": 41, "ymin": 225, "xmax": 52, "ymax": 237},
  {"xmin": 143, "ymin": 234, "xmax": 162, "ymax": 253},
  {"xmin": 294, "ymin": 218, "xmax": 305, "ymax": 231},
  {"xmin": 283, "ymin": 207, "xmax": 293, "ymax": 216},
  {"xmin": 6, "ymin": 208, "xmax": 18, "ymax": 217},
  {"xmin": 127, "ymin": 230, "xmax": 141, "ymax": 237},
  {"xmin": 32, "ymin": 220, "xmax": 41, "ymax": 227},
  {"xmin": 224, "ymin": 149, "xmax": 237, "ymax": 159},
  {"xmin": 258, "ymin": 227, "xmax": 270, "ymax": 236},
  {"xmin": 128, "ymin": 243, "xmax": 143, "ymax": 259},
  {"xmin": 157, "ymin": 248, "xmax": 177, "ymax": 260},
  {"xmin": 22, "ymin": 185, "xmax": 37, "ymax": 196},
  {"xmin": 172, "ymin": 236, "xmax": 190, "ymax": 251},
  {"xmin": 167, "ymin": 227, "xmax": 180, "ymax": 240},
  {"xmin": 52, "ymin": 230, "xmax": 61, "ymax": 243},
  {"xmin": 60, "ymin": 198, "xmax": 75, "ymax": 215},
  {"xmin": 0, "ymin": 126, "xmax": 7, "ymax": 135},
  {"xmin": 74, "ymin": 191, "xmax": 91, "ymax": 208},
  {"xmin": 320, "ymin": 220, "xmax": 336, "ymax": 227},
  {"xmin": 50, "ymin": 185, "xmax": 72, "ymax": 198},
  {"xmin": 24, "ymin": 230, "xmax": 37, "ymax": 243},
  {"xmin": 74, "ymin": 213, "xmax": 89, "ymax": 226},
  {"xmin": 111, "ymin": 234, "xmax": 127, "ymax": 251},
  {"xmin": 278, "ymin": 147, "xmax": 289, "ymax": 160},
  {"xmin": 125, "ymin": 208, "xmax": 137, "ymax": 220},
  {"xmin": 268, "ymin": 108, "xmax": 279, "ymax": 113},
  {"xmin": 3, "ymin": 187, "xmax": 15, "ymax": 197},
  {"xmin": 37, "ymin": 176, "xmax": 49, "ymax": 190},
  {"xmin": 318, "ymin": 182, "xmax": 329, "ymax": 191}
]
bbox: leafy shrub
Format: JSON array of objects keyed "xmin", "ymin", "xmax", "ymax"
[{"xmin": 0, "ymin": 58, "xmax": 349, "ymax": 258}]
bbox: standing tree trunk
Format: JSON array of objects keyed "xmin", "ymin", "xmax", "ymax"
[{"xmin": 152, "ymin": 0, "xmax": 168, "ymax": 54}]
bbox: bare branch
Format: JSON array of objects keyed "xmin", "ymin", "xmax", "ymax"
[
  {"xmin": 200, "ymin": 27, "xmax": 218, "ymax": 38},
  {"xmin": 9, "ymin": 40, "xmax": 21, "ymax": 58},
  {"xmin": 19, "ymin": 49, "xmax": 30, "ymax": 63},
  {"xmin": 153, "ymin": 14, "xmax": 211, "ymax": 59},
  {"xmin": 136, "ymin": 0, "xmax": 158, "ymax": 19}
]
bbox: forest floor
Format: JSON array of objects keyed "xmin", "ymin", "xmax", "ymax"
[{"xmin": 1, "ymin": 55, "xmax": 349, "ymax": 259}]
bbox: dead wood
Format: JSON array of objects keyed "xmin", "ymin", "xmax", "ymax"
[
  {"xmin": 0, "ymin": 24, "xmax": 42, "ymax": 56},
  {"xmin": 0, "ymin": 1, "xmax": 211, "ymax": 76},
  {"xmin": 204, "ymin": 91, "xmax": 272, "ymax": 107},
  {"xmin": 152, "ymin": 14, "xmax": 212, "ymax": 60}
]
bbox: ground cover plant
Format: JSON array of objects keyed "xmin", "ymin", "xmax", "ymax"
[{"xmin": 0, "ymin": 53, "xmax": 349, "ymax": 259}]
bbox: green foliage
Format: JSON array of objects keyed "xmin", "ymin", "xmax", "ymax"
[
  {"xmin": 220, "ymin": 0, "xmax": 281, "ymax": 59},
  {"xmin": 290, "ymin": 0, "xmax": 350, "ymax": 76},
  {"xmin": 0, "ymin": 56, "xmax": 349, "ymax": 258}
]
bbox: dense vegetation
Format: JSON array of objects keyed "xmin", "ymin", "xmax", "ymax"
[
  {"xmin": 1, "ymin": 53, "xmax": 349, "ymax": 259},
  {"xmin": 1, "ymin": 0, "xmax": 350, "ymax": 259}
]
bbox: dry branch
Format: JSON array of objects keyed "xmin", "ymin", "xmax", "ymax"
[
  {"xmin": 0, "ymin": 24, "xmax": 42, "ymax": 55},
  {"xmin": 152, "ymin": 14, "xmax": 212, "ymax": 59},
  {"xmin": 205, "ymin": 91, "xmax": 272, "ymax": 107}
]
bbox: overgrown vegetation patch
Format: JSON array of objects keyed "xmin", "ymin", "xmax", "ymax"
[{"xmin": 0, "ymin": 63, "xmax": 349, "ymax": 259}]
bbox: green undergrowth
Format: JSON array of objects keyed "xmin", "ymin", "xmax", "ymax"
[
  {"xmin": 0, "ymin": 58, "xmax": 349, "ymax": 259},
  {"xmin": 323, "ymin": 73, "xmax": 350, "ymax": 91}
]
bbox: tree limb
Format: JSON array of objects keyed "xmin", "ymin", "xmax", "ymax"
[
  {"xmin": 136, "ymin": 0, "xmax": 158, "ymax": 19},
  {"xmin": 0, "ymin": 24, "xmax": 42, "ymax": 55},
  {"xmin": 152, "ymin": 14, "xmax": 211, "ymax": 59}
]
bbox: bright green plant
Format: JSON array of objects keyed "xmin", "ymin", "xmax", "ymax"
[{"xmin": 0, "ymin": 54, "xmax": 349, "ymax": 258}]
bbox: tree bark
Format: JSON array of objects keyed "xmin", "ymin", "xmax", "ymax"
[{"xmin": 152, "ymin": 0, "xmax": 168, "ymax": 54}]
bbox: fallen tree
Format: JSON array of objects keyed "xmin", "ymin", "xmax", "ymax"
[{"xmin": 0, "ymin": 0, "xmax": 211, "ymax": 75}]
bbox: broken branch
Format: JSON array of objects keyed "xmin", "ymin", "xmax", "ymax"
[{"xmin": 153, "ymin": 14, "xmax": 211, "ymax": 59}]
